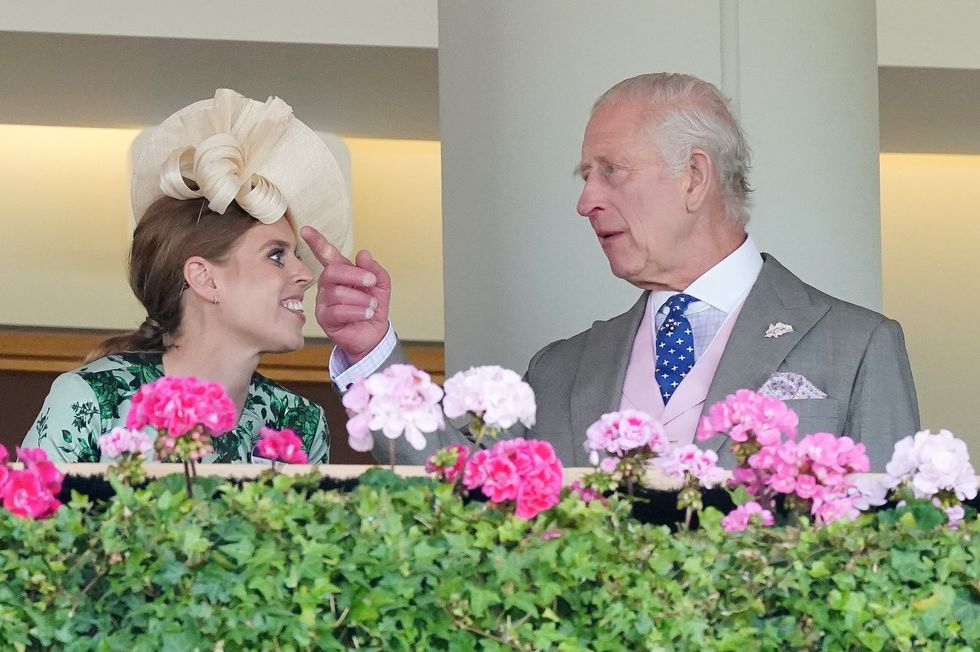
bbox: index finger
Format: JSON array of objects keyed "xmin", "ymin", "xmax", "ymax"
[{"xmin": 301, "ymin": 226, "xmax": 350, "ymax": 267}]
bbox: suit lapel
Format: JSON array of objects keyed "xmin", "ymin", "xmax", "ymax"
[
  {"xmin": 569, "ymin": 293, "xmax": 649, "ymax": 465},
  {"xmin": 703, "ymin": 255, "xmax": 829, "ymax": 455}
]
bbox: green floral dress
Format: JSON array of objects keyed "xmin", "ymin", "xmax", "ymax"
[{"xmin": 22, "ymin": 353, "xmax": 328, "ymax": 464}]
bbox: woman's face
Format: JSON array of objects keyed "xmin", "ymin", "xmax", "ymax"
[{"xmin": 209, "ymin": 217, "xmax": 313, "ymax": 354}]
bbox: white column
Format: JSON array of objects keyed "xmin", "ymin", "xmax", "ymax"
[{"xmin": 439, "ymin": 0, "xmax": 881, "ymax": 374}]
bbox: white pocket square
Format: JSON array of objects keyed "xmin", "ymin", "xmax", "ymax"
[{"xmin": 758, "ymin": 372, "xmax": 827, "ymax": 400}]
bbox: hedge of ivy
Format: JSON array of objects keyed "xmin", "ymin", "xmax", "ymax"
[{"xmin": 1, "ymin": 470, "xmax": 978, "ymax": 651}]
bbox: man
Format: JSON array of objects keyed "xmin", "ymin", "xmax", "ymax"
[{"xmin": 302, "ymin": 73, "xmax": 919, "ymax": 470}]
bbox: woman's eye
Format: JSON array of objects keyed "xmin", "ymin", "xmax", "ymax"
[{"xmin": 268, "ymin": 249, "xmax": 285, "ymax": 266}]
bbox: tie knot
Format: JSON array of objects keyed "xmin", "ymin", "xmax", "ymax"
[{"xmin": 663, "ymin": 293, "xmax": 698, "ymax": 317}]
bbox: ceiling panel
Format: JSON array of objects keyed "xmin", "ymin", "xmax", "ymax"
[{"xmin": 0, "ymin": 31, "xmax": 439, "ymax": 139}]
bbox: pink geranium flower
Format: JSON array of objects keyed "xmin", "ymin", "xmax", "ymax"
[
  {"xmin": 0, "ymin": 445, "xmax": 9, "ymax": 502},
  {"xmin": 125, "ymin": 375, "xmax": 237, "ymax": 467},
  {"xmin": 482, "ymin": 454, "xmax": 521, "ymax": 503},
  {"xmin": 699, "ymin": 389, "xmax": 880, "ymax": 526},
  {"xmin": 721, "ymin": 501, "xmax": 775, "ymax": 532},
  {"xmin": 462, "ymin": 449, "xmax": 491, "ymax": 490},
  {"xmin": 342, "ymin": 364, "xmax": 445, "ymax": 453},
  {"xmin": 256, "ymin": 427, "xmax": 309, "ymax": 464},
  {"xmin": 697, "ymin": 389, "xmax": 798, "ymax": 447},
  {"xmin": 943, "ymin": 503, "xmax": 966, "ymax": 530},
  {"xmin": 585, "ymin": 410, "xmax": 669, "ymax": 493},
  {"xmin": 586, "ymin": 410, "xmax": 669, "ymax": 458},
  {"xmin": 17, "ymin": 447, "xmax": 64, "ymax": 496},
  {"xmin": 127, "ymin": 376, "xmax": 237, "ymax": 438},
  {"xmin": 99, "ymin": 427, "xmax": 153, "ymax": 460},
  {"xmin": 745, "ymin": 432, "xmax": 870, "ymax": 524},
  {"xmin": 598, "ymin": 456, "xmax": 619, "ymax": 474},
  {"xmin": 425, "ymin": 444, "xmax": 469, "ymax": 483},
  {"xmin": 653, "ymin": 444, "xmax": 726, "ymax": 489},
  {"xmin": 1, "ymin": 447, "xmax": 63, "ymax": 520},
  {"xmin": 569, "ymin": 480, "xmax": 606, "ymax": 506},
  {"xmin": 811, "ymin": 493, "xmax": 860, "ymax": 523},
  {"xmin": 463, "ymin": 438, "xmax": 563, "ymax": 519},
  {"xmin": 651, "ymin": 443, "xmax": 727, "ymax": 528},
  {"xmin": 2, "ymin": 471, "xmax": 61, "ymax": 519}
]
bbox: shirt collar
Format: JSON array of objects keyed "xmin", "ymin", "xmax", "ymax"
[{"xmin": 650, "ymin": 235, "xmax": 763, "ymax": 316}]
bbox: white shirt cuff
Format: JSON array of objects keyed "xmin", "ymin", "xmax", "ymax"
[{"xmin": 329, "ymin": 323, "xmax": 396, "ymax": 390}]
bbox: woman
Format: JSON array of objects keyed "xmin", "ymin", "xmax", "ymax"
[{"xmin": 22, "ymin": 89, "xmax": 351, "ymax": 463}]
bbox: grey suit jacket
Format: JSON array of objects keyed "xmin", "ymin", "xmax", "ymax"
[{"xmin": 373, "ymin": 255, "xmax": 919, "ymax": 471}]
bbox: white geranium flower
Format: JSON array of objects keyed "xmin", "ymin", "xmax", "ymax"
[
  {"xmin": 912, "ymin": 430, "xmax": 976, "ymax": 500},
  {"xmin": 442, "ymin": 366, "xmax": 536, "ymax": 430},
  {"xmin": 848, "ymin": 474, "xmax": 888, "ymax": 511},
  {"xmin": 884, "ymin": 430, "xmax": 930, "ymax": 479}
]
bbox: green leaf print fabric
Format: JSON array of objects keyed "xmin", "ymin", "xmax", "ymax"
[{"xmin": 22, "ymin": 353, "xmax": 328, "ymax": 464}]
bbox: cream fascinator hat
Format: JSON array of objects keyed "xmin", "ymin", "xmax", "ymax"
[{"xmin": 131, "ymin": 89, "xmax": 351, "ymax": 280}]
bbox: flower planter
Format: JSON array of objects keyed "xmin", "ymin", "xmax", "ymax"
[{"xmin": 52, "ymin": 467, "xmax": 980, "ymax": 531}]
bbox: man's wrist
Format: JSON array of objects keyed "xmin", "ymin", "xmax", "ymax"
[{"xmin": 329, "ymin": 324, "xmax": 396, "ymax": 390}]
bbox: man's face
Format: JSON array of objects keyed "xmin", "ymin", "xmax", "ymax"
[{"xmin": 576, "ymin": 101, "xmax": 692, "ymax": 290}]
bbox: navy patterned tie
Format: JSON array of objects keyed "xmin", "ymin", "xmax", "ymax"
[{"xmin": 655, "ymin": 293, "xmax": 698, "ymax": 403}]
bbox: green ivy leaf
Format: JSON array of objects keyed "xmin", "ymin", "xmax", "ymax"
[{"xmin": 3, "ymin": 469, "xmax": 978, "ymax": 649}]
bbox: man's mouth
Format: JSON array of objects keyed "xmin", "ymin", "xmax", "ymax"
[{"xmin": 596, "ymin": 230, "xmax": 623, "ymax": 244}]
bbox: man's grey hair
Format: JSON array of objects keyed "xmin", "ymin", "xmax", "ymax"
[{"xmin": 593, "ymin": 73, "xmax": 752, "ymax": 226}]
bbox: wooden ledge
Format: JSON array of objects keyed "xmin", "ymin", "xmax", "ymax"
[{"xmin": 0, "ymin": 327, "xmax": 444, "ymax": 383}]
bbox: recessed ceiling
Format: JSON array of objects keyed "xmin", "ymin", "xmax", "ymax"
[
  {"xmin": 879, "ymin": 66, "xmax": 980, "ymax": 155},
  {"xmin": 4, "ymin": 33, "xmax": 977, "ymax": 153},
  {"xmin": 0, "ymin": 30, "xmax": 439, "ymax": 139}
]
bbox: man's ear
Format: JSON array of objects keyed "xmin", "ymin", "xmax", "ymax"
[
  {"xmin": 685, "ymin": 148, "xmax": 715, "ymax": 213},
  {"xmin": 183, "ymin": 256, "xmax": 218, "ymax": 303}
]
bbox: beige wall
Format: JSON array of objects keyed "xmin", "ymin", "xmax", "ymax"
[
  {"xmin": 345, "ymin": 138, "xmax": 444, "ymax": 341},
  {"xmin": 0, "ymin": 125, "xmax": 444, "ymax": 341},
  {"xmin": 0, "ymin": 0, "xmax": 438, "ymax": 47},
  {"xmin": 877, "ymin": 0, "xmax": 980, "ymax": 69},
  {"xmin": 881, "ymin": 153, "xmax": 980, "ymax": 455},
  {"xmin": 0, "ymin": 124, "xmax": 142, "ymax": 328}
]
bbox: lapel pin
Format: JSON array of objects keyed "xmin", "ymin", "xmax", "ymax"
[{"xmin": 765, "ymin": 322, "xmax": 794, "ymax": 339}]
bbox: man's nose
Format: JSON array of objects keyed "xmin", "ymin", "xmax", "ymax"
[{"xmin": 576, "ymin": 179, "xmax": 601, "ymax": 218}]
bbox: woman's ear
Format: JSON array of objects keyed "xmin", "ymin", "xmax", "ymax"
[{"xmin": 183, "ymin": 256, "xmax": 219, "ymax": 304}]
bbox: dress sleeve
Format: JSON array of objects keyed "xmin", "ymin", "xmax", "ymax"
[
  {"xmin": 306, "ymin": 406, "xmax": 330, "ymax": 464},
  {"xmin": 21, "ymin": 372, "xmax": 104, "ymax": 463}
]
